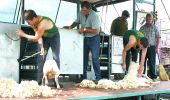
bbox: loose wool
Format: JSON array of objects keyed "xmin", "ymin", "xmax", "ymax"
[
  {"xmin": 0, "ymin": 79, "xmax": 56, "ymax": 98},
  {"xmin": 80, "ymin": 62, "xmax": 158, "ymax": 89}
]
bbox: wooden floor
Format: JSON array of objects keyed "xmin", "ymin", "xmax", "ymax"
[{"xmin": 1, "ymin": 81, "xmax": 170, "ymax": 100}]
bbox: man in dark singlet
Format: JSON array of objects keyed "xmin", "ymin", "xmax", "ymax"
[
  {"xmin": 16, "ymin": 9, "xmax": 60, "ymax": 85},
  {"xmin": 122, "ymin": 30, "xmax": 149, "ymax": 77}
]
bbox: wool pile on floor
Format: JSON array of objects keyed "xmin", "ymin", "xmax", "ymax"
[
  {"xmin": 0, "ymin": 79, "xmax": 56, "ymax": 98},
  {"xmin": 80, "ymin": 62, "xmax": 159, "ymax": 89}
]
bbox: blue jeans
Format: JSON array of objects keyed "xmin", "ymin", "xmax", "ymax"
[
  {"xmin": 83, "ymin": 35, "xmax": 101, "ymax": 81},
  {"xmin": 144, "ymin": 46, "xmax": 157, "ymax": 79},
  {"xmin": 37, "ymin": 35, "xmax": 60, "ymax": 82}
]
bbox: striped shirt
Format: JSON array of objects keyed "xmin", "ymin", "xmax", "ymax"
[{"xmin": 139, "ymin": 24, "xmax": 160, "ymax": 46}]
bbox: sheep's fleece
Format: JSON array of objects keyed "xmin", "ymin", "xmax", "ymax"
[
  {"xmin": 79, "ymin": 62, "xmax": 160, "ymax": 89},
  {"xmin": 0, "ymin": 79, "xmax": 56, "ymax": 98}
]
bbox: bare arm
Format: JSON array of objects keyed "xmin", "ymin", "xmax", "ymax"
[
  {"xmin": 17, "ymin": 30, "xmax": 41, "ymax": 42},
  {"xmin": 78, "ymin": 27, "xmax": 100, "ymax": 34},
  {"xmin": 38, "ymin": 37, "xmax": 43, "ymax": 49},
  {"xmin": 155, "ymin": 26, "xmax": 161, "ymax": 53},
  {"xmin": 122, "ymin": 44, "xmax": 132, "ymax": 66},
  {"xmin": 139, "ymin": 48, "xmax": 147, "ymax": 68},
  {"xmin": 84, "ymin": 28, "xmax": 100, "ymax": 34},
  {"xmin": 24, "ymin": 21, "xmax": 46, "ymax": 41},
  {"xmin": 137, "ymin": 47, "xmax": 147, "ymax": 77},
  {"xmin": 38, "ymin": 37, "xmax": 46, "ymax": 55},
  {"xmin": 17, "ymin": 20, "xmax": 48, "ymax": 42},
  {"xmin": 70, "ymin": 22, "xmax": 78, "ymax": 29},
  {"xmin": 63, "ymin": 22, "xmax": 78, "ymax": 29},
  {"xmin": 155, "ymin": 37, "xmax": 160, "ymax": 53}
]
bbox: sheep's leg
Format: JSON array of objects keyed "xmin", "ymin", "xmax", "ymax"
[
  {"xmin": 44, "ymin": 75, "xmax": 48, "ymax": 85},
  {"xmin": 54, "ymin": 75, "xmax": 60, "ymax": 89},
  {"xmin": 42, "ymin": 76, "xmax": 45, "ymax": 85}
]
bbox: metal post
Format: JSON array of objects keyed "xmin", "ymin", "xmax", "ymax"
[
  {"xmin": 13, "ymin": 0, "xmax": 19, "ymax": 23},
  {"xmin": 19, "ymin": 0, "xmax": 24, "ymax": 83},
  {"xmin": 77, "ymin": 1, "xmax": 80, "ymax": 29},
  {"xmin": 54, "ymin": 0, "xmax": 61, "ymax": 23},
  {"xmin": 16, "ymin": 0, "xmax": 22, "ymax": 23},
  {"xmin": 153, "ymin": 0, "xmax": 156, "ymax": 24},
  {"xmin": 153, "ymin": 0, "xmax": 156, "ymax": 12},
  {"xmin": 132, "ymin": 0, "xmax": 136, "ymax": 29},
  {"xmin": 137, "ymin": 96, "xmax": 142, "ymax": 100},
  {"xmin": 22, "ymin": 0, "xmax": 25, "ymax": 24}
]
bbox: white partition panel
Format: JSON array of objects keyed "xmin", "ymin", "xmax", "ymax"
[
  {"xmin": 112, "ymin": 36, "xmax": 124, "ymax": 73},
  {"xmin": 111, "ymin": 64, "xmax": 124, "ymax": 73},
  {"xmin": 0, "ymin": 22, "xmax": 20, "ymax": 82},
  {"xmin": 112, "ymin": 36, "xmax": 123, "ymax": 56},
  {"xmin": 46, "ymin": 28, "xmax": 84, "ymax": 74}
]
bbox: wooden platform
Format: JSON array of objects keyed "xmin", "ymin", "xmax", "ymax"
[{"xmin": 1, "ymin": 81, "xmax": 170, "ymax": 100}]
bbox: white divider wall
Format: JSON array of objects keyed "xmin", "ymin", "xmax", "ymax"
[
  {"xmin": 112, "ymin": 36, "xmax": 124, "ymax": 73},
  {"xmin": 46, "ymin": 28, "xmax": 84, "ymax": 74},
  {"xmin": 0, "ymin": 22, "xmax": 20, "ymax": 82}
]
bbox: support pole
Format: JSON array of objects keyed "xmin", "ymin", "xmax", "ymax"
[
  {"xmin": 77, "ymin": 1, "xmax": 80, "ymax": 29},
  {"xmin": 132, "ymin": 0, "xmax": 136, "ymax": 29},
  {"xmin": 54, "ymin": 0, "xmax": 61, "ymax": 23}
]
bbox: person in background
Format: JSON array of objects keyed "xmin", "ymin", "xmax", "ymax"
[
  {"xmin": 122, "ymin": 29, "xmax": 149, "ymax": 77},
  {"xmin": 110, "ymin": 10, "xmax": 130, "ymax": 36},
  {"xmin": 139, "ymin": 13, "xmax": 160, "ymax": 80},
  {"xmin": 63, "ymin": 1, "xmax": 101, "ymax": 82},
  {"xmin": 110, "ymin": 10, "xmax": 130, "ymax": 79},
  {"xmin": 16, "ymin": 9, "xmax": 60, "ymax": 85}
]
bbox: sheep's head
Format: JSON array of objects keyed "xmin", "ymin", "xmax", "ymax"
[{"xmin": 47, "ymin": 71, "xmax": 56, "ymax": 79}]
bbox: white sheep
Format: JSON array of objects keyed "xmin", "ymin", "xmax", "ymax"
[{"xmin": 42, "ymin": 59, "xmax": 60, "ymax": 89}]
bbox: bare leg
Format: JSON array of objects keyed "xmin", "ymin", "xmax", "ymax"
[{"xmin": 54, "ymin": 75, "xmax": 60, "ymax": 89}]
